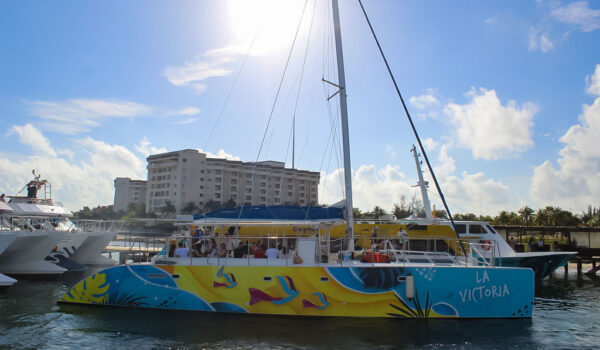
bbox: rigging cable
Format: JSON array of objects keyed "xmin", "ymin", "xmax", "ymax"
[
  {"xmin": 357, "ymin": 0, "xmax": 467, "ymax": 256},
  {"xmin": 239, "ymin": 0, "xmax": 309, "ymax": 220},
  {"xmin": 203, "ymin": 34, "xmax": 259, "ymax": 152},
  {"xmin": 254, "ymin": 0, "xmax": 309, "ymax": 163}
]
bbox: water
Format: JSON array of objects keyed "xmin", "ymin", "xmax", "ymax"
[{"xmin": 1, "ymin": 270, "xmax": 599, "ymax": 349}]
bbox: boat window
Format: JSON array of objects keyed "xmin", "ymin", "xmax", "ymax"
[
  {"xmin": 263, "ymin": 276, "xmax": 272, "ymax": 281},
  {"xmin": 406, "ymin": 224, "xmax": 427, "ymax": 230},
  {"xmin": 454, "ymin": 224, "xmax": 466, "ymax": 234},
  {"xmin": 486, "ymin": 224, "xmax": 497, "ymax": 234},
  {"xmin": 320, "ymin": 277, "xmax": 329, "ymax": 282},
  {"xmin": 469, "ymin": 224, "xmax": 484, "ymax": 234}
]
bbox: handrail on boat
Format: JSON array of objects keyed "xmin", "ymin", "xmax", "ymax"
[{"xmin": 152, "ymin": 231, "xmax": 501, "ymax": 269}]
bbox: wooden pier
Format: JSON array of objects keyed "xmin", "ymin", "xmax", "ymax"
[{"xmin": 567, "ymin": 248, "xmax": 600, "ymax": 275}]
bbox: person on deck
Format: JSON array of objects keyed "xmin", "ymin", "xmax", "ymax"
[
  {"xmin": 175, "ymin": 242, "xmax": 188, "ymax": 258},
  {"xmin": 254, "ymin": 245, "xmax": 266, "ymax": 258},
  {"xmin": 266, "ymin": 243, "xmax": 279, "ymax": 259}
]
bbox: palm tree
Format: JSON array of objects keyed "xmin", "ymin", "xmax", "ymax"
[
  {"xmin": 164, "ymin": 200, "xmax": 176, "ymax": 218},
  {"xmin": 181, "ymin": 201, "xmax": 199, "ymax": 214},
  {"xmin": 372, "ymin": 206, "xmax": 387, "ymax": 219},
  {"xmin": 518, "ymin": 206, "xmax": 534, "ymax": 225},
  {"xmin": 392, "ymin": 203, "xmax": 411, "ymax": 219}
]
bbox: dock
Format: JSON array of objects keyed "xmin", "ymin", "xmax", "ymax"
[{"xmin": 567, "ymin": 248, "xmax": 600, "ymax": 275}]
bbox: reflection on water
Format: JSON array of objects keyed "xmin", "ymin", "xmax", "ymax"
[{"xmin": 0, "ymin": 270, "xmax": 598, "ymax": 349}]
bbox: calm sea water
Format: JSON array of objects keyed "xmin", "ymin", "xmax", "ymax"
[{"xmin": 1, "ymin": 269, "xmax": 598, "ymax": 349}]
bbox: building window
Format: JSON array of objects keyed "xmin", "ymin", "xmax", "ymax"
[
  {"xmin": 215, "ymin": 193, "xmax": 221, "ymax": 199},
  {"xmin": 215, "ymin": 185, "xmax": 221, "ymax": 191},
  {"xmin": 245, "ymin": 195, "xmax": 252, "ymax": 200},
  {"xmin": 287, "ymin": 192, "xmax": 292, "ymax": 196},
  {"xmin": 231, "ymin": 179, "xmax": 237, "ymax": 184},
  {"xmin": 231, "ymin": 186, "xmax": 237, "ymax": 192},
  {"xmin": 260, "ymin": 196, "xmax": 266, "ymax": 201},
  {"xmin": 216, "ymin": 177, "xmax": 222, "ymax": 183}
]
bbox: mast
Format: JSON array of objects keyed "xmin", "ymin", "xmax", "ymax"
[
  {"xmin": 411, "ymin": 145, "xmax": 433, "ymax": 220},
  {"xmin": 331, "ymin": 0, "xmax": 354, "ymax": 250}
]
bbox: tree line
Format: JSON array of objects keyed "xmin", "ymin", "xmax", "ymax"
[
  {"xmin": 73, "ymin": 194, "xmax": 600, "ymax": 227},
  {"xmin": 355, "ymin": 200, "xmax": 600, "ymax": 228}
]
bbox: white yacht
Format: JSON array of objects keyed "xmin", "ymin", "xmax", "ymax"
[
  {"xmin": 0, "ymin": 201, "xmax": 18, "ymax": 287},
  {"xmin": 0, "ymin": 172, "xmax": 116, "ymax": 275}
]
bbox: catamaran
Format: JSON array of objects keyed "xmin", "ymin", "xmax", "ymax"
[{"xmin": 60, "ymin": 0, "xmax": 534, "ymax": 318}]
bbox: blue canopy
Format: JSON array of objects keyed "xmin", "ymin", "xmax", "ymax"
[{"xmin": 193, "ymin": 205, "xmax": 344, "ymax": 221}]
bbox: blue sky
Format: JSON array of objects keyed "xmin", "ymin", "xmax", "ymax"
[{"xmin": 1, "ymin": 0, "xmax": 599, "ymax": 215}]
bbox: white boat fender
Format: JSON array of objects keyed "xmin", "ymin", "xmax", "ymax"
[{"xmin": 405, "ymin": 275, "xmax": 414, "ymax": 299}]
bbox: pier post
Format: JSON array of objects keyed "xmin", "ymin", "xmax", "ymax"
[{"xmin": 577, "ymin": 260, "xmax": 582, "ymax": 275}]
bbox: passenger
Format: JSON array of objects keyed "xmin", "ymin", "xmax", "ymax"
[
  {"xmin": 207, "ymin": 241, "xmax": 218, "ymax": 257},
  {"xmin": 266, "ymin": 243, "xmax": 279, "ymax": 259},
  {"xmin": 168, "ymin": 240, "xmax": 176, "ymax": 257},
  {"xmin": 0, "ymin": 193, "xmax": 5, "ymax": 202},
  {"xmin": 397, "ymin": 229, "xmax": 408, "ymax": 251},
  {"xmin": 508, "ymin": 237, "xmax": 517, "ymax": 250},
  {"xmin": 218, "ymin": 243, "xmax": 228, "ymax": 258},
  {"xmin": 233, "ymin": 241, "xmax": 246, "ymax": 258},
  {"xmin": 254, "ymin": 245, "xmax": 266, "ymax": 258},
  {"xmin": 175, "ymin": 242, "xmax": 189, "ymax": 258}
]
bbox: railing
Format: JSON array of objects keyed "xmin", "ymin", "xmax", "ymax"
[{"xmin": 151, "ymin": 234, "xmax": 500, "ymax": 268}]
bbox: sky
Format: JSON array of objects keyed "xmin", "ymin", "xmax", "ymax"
[{"xmin": 1, "ymin": 0, "xmax": 600, "ymax": 216}]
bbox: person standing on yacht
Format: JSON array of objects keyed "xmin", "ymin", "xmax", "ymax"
[{"xmin": 398, "ymin": 229, "xmax": 408, "ymax": 251}]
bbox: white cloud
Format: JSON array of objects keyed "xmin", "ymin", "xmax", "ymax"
[
  {"xmin": 444, "ymin": 88, "xmax": 537, "ymax": 160},
  {"xmin": 485, "ymin": 16, "xmax": 498, "ymax": 25},
  {"xmin": 198, "ymin": 148, "xmax": 241, "ymax": 161},
  {"xmin": 530, "ymin": 96, "xmax": 600, "ymax": 210},
  {"xmin": 442, "ymin": 172, "xmax": 511, "ymax": 215},
  {"xmin": 551, "ymin": 1, "xmax": 600, "ymax": 32},
  {"xmin": 135, "ymin": 137, "xmax": 167, "ymax": 158},
  {"xmin": 410, "ymin": 92, "xmax": 439, "ymax": 110},
  {"xmin": 29, "ymin": 99, "xmax": 153, "ymax": 134},
  {"xmin": 167, "ymin": 107, "xmax": 201, "ymax": 116},
  {"xmin": 173, "ymin": 118, "xmax": 197, "ymax": 125},
  {"xmin": 528, "ymin": 28, "xmax": 555, "ymax": 52},
  {"xmin": 0, "ymin": 127, "xmax": 145, "ymax": 211},
  {"xmin": 422, "ymin": 138, "xmax": 439, "ymax": 152},
  {"xmin": 164, "ymin": 47, "xmax": 244, "ymax": 93},
  {"xmin": 7, "ymin": 124, "xmax": 57, "ymax": 157},
  {"xmin": 386, "ymin": 145, "xmax": 397, "ymax": 158},
  {"xmin": 585, "ymin": 64, "xmax": 600, "ymax": 96},
  {"xmin": 319, "ymin": 157, "xmax": 512, "ymax": 216},
  {"xmin": 434, "ymin": 144, "xmax": 456, "ymax": 178}
]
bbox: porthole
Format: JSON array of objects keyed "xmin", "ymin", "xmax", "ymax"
[
  {"xmin": 263, "ymin": 276, "xmax": 272, "ymax": 281},
  {"xmin": 320, "ymin": 276, "xmax": 329, "ymax": 282}
]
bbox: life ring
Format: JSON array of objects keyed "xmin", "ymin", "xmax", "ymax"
[{"xmin": 480, "ymin": 240, "xmax": 492, "ymax": 251}]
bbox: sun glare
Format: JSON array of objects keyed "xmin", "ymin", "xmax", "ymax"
[{"xmin": 227, "ymin": 0, "xmax": 310, "ymax": 55}]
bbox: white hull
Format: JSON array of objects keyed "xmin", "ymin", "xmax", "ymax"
[
  {"xmin": 69, "ymin": 231, "xmax": 117, "ymax": 265},
  {"xmin": 0, "ymin": 230, "xmax": 67, "ymax": 275},
  {"xmin": 0, "ymin": 273, "xmax": 16, "ymax": 288},
  {"xmin": 0, "ymin": 232, "xmax": 19, "ymax": 287}
]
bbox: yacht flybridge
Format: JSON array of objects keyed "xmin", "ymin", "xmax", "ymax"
[{"xmin": 59, "ymin": 0, "xmax": 534, "ymax": 318}]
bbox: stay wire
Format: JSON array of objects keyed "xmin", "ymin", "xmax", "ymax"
[
  {"xmin": 254, "ymin": 0, "xmax": 309, "ymax": 163},
  {"xmin": 204, "ymin": 34, "xmax": 258, "ymax": 152},
  {"xmin": 239, "ymin": 0, "xmax": 309, "ymax": 220},
  {"xmin": 357, "ymin": 0, "xmax": 466, "ymax": 256}
]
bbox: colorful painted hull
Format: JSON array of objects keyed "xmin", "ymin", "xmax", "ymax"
[{"xmin": 60, "ymin": 263, "xmax": 534, "ymax": 318}]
